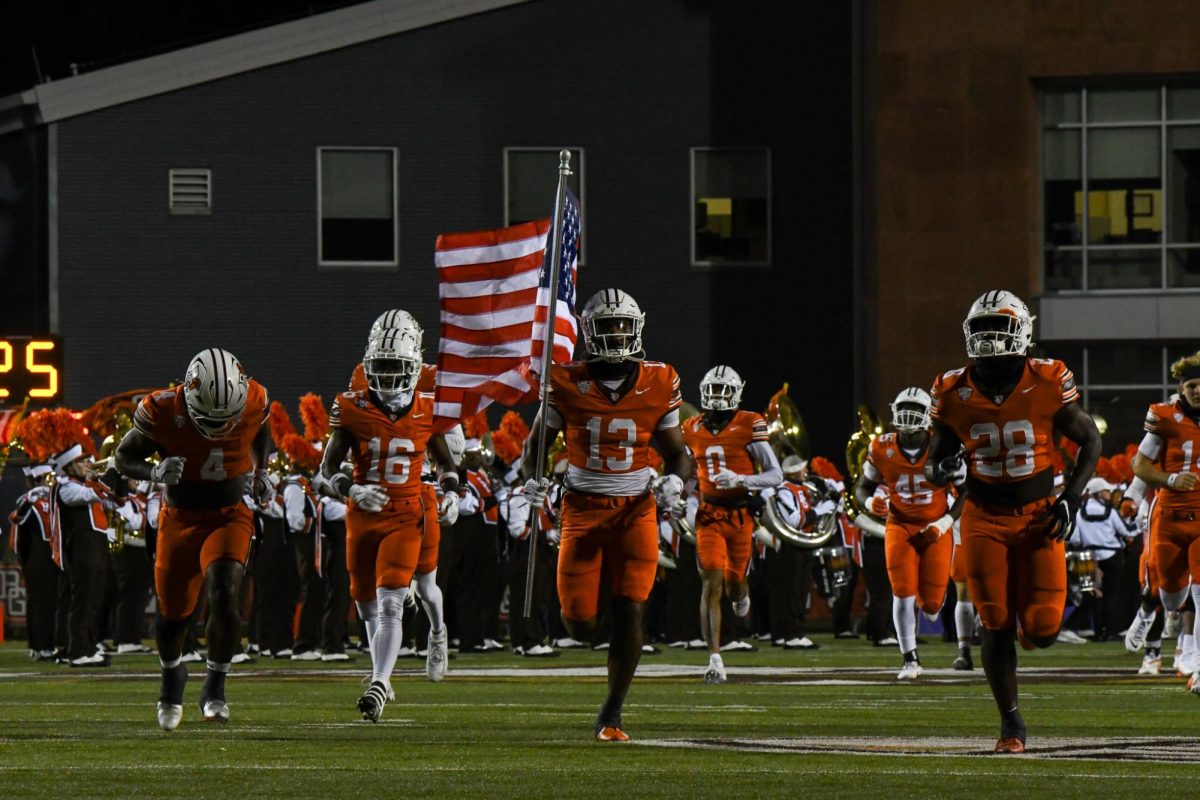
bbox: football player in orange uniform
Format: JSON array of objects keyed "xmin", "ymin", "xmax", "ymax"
[
  {"xmin": 523, "ymin": 288, "xmax": 693, "ymax": 742},
  {"xmin": 1132, "ymin": 351, "xmax": 1200, "ymax": 692},
  {"xmin": 856, "ymin": 387, "xmax": 964, "ymax": 680},
  {"xmin": 116, "ymin": 349, "xmax": 273, "ymax": 730},
  {"xmin": 347, "ymin": 309, "xmax": 438, "ymax": 394},
  {"xmin": 319, "ymin": 329, "xmax": 459, "ymax": 722},
  {"xmin": 683, "ymin": 365, "xmax": 781, "ymax": 684},
  {"xmin": 926, "ymin": 291, "xmax": 1099, "ymax": 754}
]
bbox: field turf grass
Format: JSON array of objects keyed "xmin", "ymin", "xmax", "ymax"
[{"xmin": 2, "ymin": 637, "xmax": 1198, "ymax": 799}]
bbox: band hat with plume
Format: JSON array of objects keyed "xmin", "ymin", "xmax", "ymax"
[
  {"xmin": 781, "ymin": 455, "xmax": 808, "ymax": 474},
  {"xmin": 51, "ymin": 444, "xmax": 86, "ymax": 475}
]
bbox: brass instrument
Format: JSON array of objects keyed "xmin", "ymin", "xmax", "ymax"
[
  {"xmin": 759, "ymin": 384, "xmax": 836, "ymax": 547},
  {"xmin": 844, "ymin": 404, "xmax": 887, "ymax": 539},
  {"xmin": 99, "ymin": 411, "xmax": 139, "ymax": 553}
]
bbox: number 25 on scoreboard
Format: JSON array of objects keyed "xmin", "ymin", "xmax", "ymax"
[{"xmin": 0, "ymin": 336, "xmax": 62, "ymax": 402}]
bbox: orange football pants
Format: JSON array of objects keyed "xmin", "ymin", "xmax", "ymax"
[
  {"xmin": 951, "ymin": 537, "xmax": 968, "ymax": 584},
  {"xmin": 345, "ymin": 490, "xmax": 438, "ymax": 603},
  {"xmin": 155, "ymin": 502, "xmax": 254, "ymax": 621},
  {"xmin": 557, "ymin": 492, "xmax": 658, "ymax": 622},
  {"xmin": 960, "ymin": 496, "xmax": 1065, "ymax": 637},
  {"xmin": 1150, "ymin": 504, "xmax": 1200, "ymax": 593},
  {"xmin": 884, "ymin": 519, "xmax": 952, "ymax": 615},
  {"xmin": 695, "ymin": 503, "xmax": 753, "ymax": 585}
]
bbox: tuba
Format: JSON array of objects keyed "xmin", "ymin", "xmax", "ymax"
[
  {"xmin": 758, "ymin": 385, "xmax": 836, "ymax": 547},
  {"xmin": 843, "ymin": 405, "xmax": 887, "ymax": 539},
  {"xmin": 99, "ymin": 410, "xmax": 138, "ymax": 553},
  {"xmin": 663, "ymin": 402, "xmax": 700, "ymax": 546}
]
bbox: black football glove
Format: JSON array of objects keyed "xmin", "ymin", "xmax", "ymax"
[
  {"xmin": 746, "ymin": 494, "xmax": 766, "ymax": 519},
  {"xmin": 1046, "ymin": 494, "xmax": 1079, "ymax": 542},
  {"xmin": 930, "ymin": 450, "xmax": 965, "ymax": 486}
]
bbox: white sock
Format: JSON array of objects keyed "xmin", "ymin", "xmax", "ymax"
[
  {"xmin": 1136, "ymin": 605, "xmax": 1157, "ymax": 625},
  {"xmin": 955, "ymin": 601, "xmax": 974, "ymax": 647},
  {"xmin": 415, "ymin": 570, "xmax": 445, "ymax": 636},
  {"xmin": 356, "ymin": 599, "xmax": 380, "ymax": 665},
  {"xmin": 1160, "ymin": 586, "xmax": 1189, "ymax": 612},
  {"xmin": 892, "ymin": 595, "xmax": 917, "ymax": 654},
  {"xmin": 205, "ymin": 659, "xmax": 230, "ymax": 674},
  {"xmin": 372, "ymin": 587, "xmax": 408, "ymax": 688}
]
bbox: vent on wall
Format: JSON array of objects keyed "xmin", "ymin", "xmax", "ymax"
[{"xmin": 169, "ymin": 168, "xmax": 212, "ymax": 215}]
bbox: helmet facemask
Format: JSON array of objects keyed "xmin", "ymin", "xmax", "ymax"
[
  {"xmin": 890, "ymin": 401, "xmax": 930, "ymax": 435},
  {"xmin": 584, "ymin": 313, "xmax": 644, "ymax": 363},
  {"xmin": 964, "ymin": 312, "xmax": 1032, "ymax": 359},
  {"xmin": 364, "ymin": 332, "xmax": 421, "ymax": 409},
  {"xmin": 701, "ymin": 380, "xmax": 742, "ymax": 411}
]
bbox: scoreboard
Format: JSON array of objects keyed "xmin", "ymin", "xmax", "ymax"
[{"xmin": 0, "ymin": 336, "xmax": 63, "ymax": 404}]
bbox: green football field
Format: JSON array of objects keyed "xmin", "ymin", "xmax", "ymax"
[{"xmin": 1, "ymin": 638, "xmax": 1197, "ymax": 799}]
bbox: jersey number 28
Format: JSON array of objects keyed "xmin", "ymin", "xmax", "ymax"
[{"xmin": 969, "ymin": 420, "xmax": 1035, "ymax": 478}]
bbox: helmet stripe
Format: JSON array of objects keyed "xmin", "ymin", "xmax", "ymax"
[{"xmin": 210, "ymin": 348, "xmax": 224, "ymax": 406}]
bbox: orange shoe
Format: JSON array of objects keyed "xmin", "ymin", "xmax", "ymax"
[
  {"xmin": 596, "ymin": 726, "xmax": 630, "ymax": 742},
  {"xmin": 994, "ymin": 737, "xmax": 1026, "ymax": 754}
]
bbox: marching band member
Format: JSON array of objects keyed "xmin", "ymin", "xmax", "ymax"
[
  {"xmin": 9, "ymin": 464, "xmax": 59, "ymax": 660},
  {"xmin": 683, "ymin": 365, "xmax": 781, "ymax": 683},
  {"xmin": 109, "ymin": 478, "xmax": 152, "ymax": 654},
  {"xmin": 765, "ymin": 456, "xmax": 819, "ymax": 649},
  {"xmin": 523, "ymin": 289, "xmax": 693, "ymax": 741},
  {"xmin": 855, "ymin": 387, "xmax": 964, "ymax": 680},
  {"xmin": 926, "ymin": 291, "xmax": 1100, "ymax": 753},
  {"xmin": 283, "ymin": 469, "xmax": 324, "ymax": 660},
  {"xmin": 1067, "ymin": 477, "xmax": 1137, "ymax": 642}
]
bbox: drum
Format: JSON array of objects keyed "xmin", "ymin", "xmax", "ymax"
[
  {"xmin": 1067, "ymin": 550, "xmax": 1097, "ymax": 595},
  {"xmin": 813, "ymin": 545, "xmax": 852, "ymax": 598}
]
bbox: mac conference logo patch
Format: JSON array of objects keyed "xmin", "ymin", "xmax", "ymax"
[
  {"xmin": 957, "ymin": 388, "xmax": 973, "ymax": 401},
  {"xmin": 577, "ymin": 381, "xmax": 592, "ymax": 395}
]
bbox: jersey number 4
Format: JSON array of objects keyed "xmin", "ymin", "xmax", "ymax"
[
  {"xmin": 366, "ymin": 437, "xmax": 415, "ymax": 484},
  {"xmin": 200, "ymin": 448, "xmax": 226, "ymax": 480},
  {"xmin": 969, "ymin": 420, "xmax": 1035, "ymax": 478}
]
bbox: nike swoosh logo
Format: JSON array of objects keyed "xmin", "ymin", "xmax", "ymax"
[
  {"xmin": 635, "ymin": 387, "xmax": 650, "ymax": 395},
  {"xmin": 411, "ymin": 413, "xmax": 425, "ymax": 418},
  {"xmin": 1022, "ymin": 386, "xmax": 1036, "ymax": 394}
]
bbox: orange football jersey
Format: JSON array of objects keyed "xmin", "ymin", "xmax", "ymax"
[
  {"xmin": 549, "ymin": 361, "xmax": 682, "ymax": 494},
  {"xmin": 684, "ymin": 410, "xmax": 769, "ymax": 499},
  {"xmin": 866, "ymin": 433, "xmax": 950, "ymax": 525},
  {"xmin": 133, "ymin": 381, "xmax": 269, "ymax": 482},
  {"xmin": 330, "ymin": 389, "xmax": 435, "ymax": 500},
  {"xmin": 1144, "ymin": 400, "xmax": 1200, "ymax": 512},
  {"xmin": 930, "ymin": 358, "xmax": 1078, "ymax": 486},
  {"xmin": 348, "ymin": 362, "xmax": 437, "ymax": 393}
]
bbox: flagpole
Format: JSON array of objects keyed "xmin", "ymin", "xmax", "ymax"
[{"xmin": 525, "ymin": 149, "xmax": 572, "ymax": 618}]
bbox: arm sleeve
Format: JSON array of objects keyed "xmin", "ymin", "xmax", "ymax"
[
  {"xmin": 655, "ymin": 408, "xmax": 680, "ymax": 431},
  {"xmin": 862, "ymin": 459, "xmax": 882, "ymax": 482},
  {"xmin": 323, "ymin": 499, "xmax": 347, "ymax": 522},
  {"xmin": 1125, "ymin": 476, "xmax": 1147, "ymax": 507},
  {"xmin": 743, "ymin": 441, "xmax": 782, "ymax": 489},
  {"xmin": 1138, "ymin": 432, "xmax": 1164, "ymax": 460},
  {"xmin": 505, "ymin": 494, "xmax": 531, "ymax": 538},
  {"xmin": 282, "ymin": 484, "xmax": 306, "ymax": 533},
  {"xmin": 117, "ymin": 500, "xmax": 143, "ymax": 530},
  {"xmin": 57, "ymin": 480, "xmax": 102, "ymax": 506}
]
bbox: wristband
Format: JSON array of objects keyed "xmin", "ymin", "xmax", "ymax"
[
  {"xmin": 932, "ymin": 514, "xmax": 953, "ymax": 535},
  {"xmin": 330, "ymin": 472, "xmax": 351, "ymax": 498},
  {"xmin": 439, "ymin": 472, "xmax": 460, "ymax": 492},
  {"xmin": 1168, "ymin": 473, "xmax": 1181, "ymax": 489}
]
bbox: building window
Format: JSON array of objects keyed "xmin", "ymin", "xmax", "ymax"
[
  {"xmin": 691, "ymin": 147, "xmax": 770, "ymax": 266},
  {"xmin": 318, "ymin": 148, "xmax": 397, "ymax": 267},
  {"xmin": 1039, "ymin": 341, "xmax": 1198, "ymax": 452},
  {"xmin": 504, "ymin": 147, "xmax": 585, "ymax": 263},
  {"xmin": 1042, "ymin": 84, "xmax": 1200, "ymax": 292}
]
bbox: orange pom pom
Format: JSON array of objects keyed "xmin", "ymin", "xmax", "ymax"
[
  {"xmin": 299, "ymin": 393, "xmax": 329, "ymax": 442},
  {"xmin": 498, "ymin": 411, "xmax": 531, "ymax": 446},
  {"xmin": 16, "ymin": 408, "xmax": 94, "ymax": 463},
  {"xmin": 810, "ymin": 456, "xmax": 844, "ymax": 482},
  {"xmin": 281, "ymin": 433, "xmax": 322, "ymax": 472},
  {"xmin": 492, "ymin": 431, "xmax": 521, "ymax": 466},
  {"xmin": 269, "ymin": 402, "xmax": 298, "ymax": 449},
  {"xmin": 463, "ymin": 411, "xmax": 490, "ymax": 440}
]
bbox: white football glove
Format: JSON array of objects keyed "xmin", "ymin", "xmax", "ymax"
[
  {"xmin": 250, "ymin": 469, "xmax": 275, "ymax": 507},
  {"xmin": 651, "ymin": 473, "xmax": 685, "ymax": 511},
  {"xmin": 438, "ymin": 492, "xmax": 460, "ymax": 526},
  {"xmin": 150, "ymin": 457, "xmax": 186, "ymax": 486},
  {"xmin": 712, "ymin": 469, "xmax": 746, "ymax": 490},
  {"xmin": 348, "ymin": 484, "xmax": 389, "ymax": 513},
  {"xmin": 545, "ymin": 526, "xmax": 561, "ymax": 546},
  {"xmin": 523, "ymin": 477, "xmax": 551, "ymax": 509}
]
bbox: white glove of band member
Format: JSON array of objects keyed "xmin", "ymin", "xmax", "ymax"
[
  {"xmin": 651, "ymin": 473, "xmax": 685, "ymax": 511},
  {"xmin": 545, "ymin": 526, "xmax": 561, "ymax": 546},
  {"xmin": 250, "ymin": 469, "xmax": 275, "ymax": 507},
  {"xmin": 349, "ymin": 484, "xmax": 389, "ymax": 513},
  {"xmin": 524, "ymin": 477, "xmax": 551, "ymax": 509},
  {"xmin": 438, "ymin": 492, "xmax": 460, "ymax": 526},
  {"xmin": 150, "ymin": 457, "xmax": 186, "ymax": 486},
  {"xmin": 712, "ymin": 469, "xmax": 746, "ymax": 490}
]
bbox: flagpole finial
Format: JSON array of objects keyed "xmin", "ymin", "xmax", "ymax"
[{"xmin": 558, "ymin": 149, "xmax": 572, "ymax": 175}]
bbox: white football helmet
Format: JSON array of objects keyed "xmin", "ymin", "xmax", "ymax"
[
  {"xmin": 184, "ymin": 349, "xmax": 250, "ymax": 440},
  {"xmin": 963, "ymin": 290, "xmax": 1035, "ymax": 359},
  {"xmin": 580, "ymin": 289, "xmax": 644, "ymax": 363},
  {"xmin": 369, "ymin": 309, "xmax": 423, "ymax": 347},
  {"xmin": 890, "ymin": 387, "xmax": 933, "ymax": 434},
  {"xmin": 364, "ymin": 328, "xmax": 422, "ymax": 396},
  {"xmin": 700, "ymin": 365, "xmax": 744, "ymax": 411}
]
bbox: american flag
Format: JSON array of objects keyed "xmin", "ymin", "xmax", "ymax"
[
  {"xmin": 529, "ymin": 188, "xmax": 581, "ymax": 376},
  {"xmin": 432, "ymin": 188, "xmax": 581, "ymax": 432}
]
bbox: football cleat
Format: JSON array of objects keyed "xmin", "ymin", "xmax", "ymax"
[
  {"xmin": 1188, "ymin": 672, "xmax": 1200, "ymax": 695},
  {"xmin": 1125, "ymin": 611, "xmax": 1156, "ymax": 653},
  {"xmin": 321, "ymin": 652, "xmax": 351, "ymax": 662},
  {"xmin": 953, "ymin": 649, "xmax": 975, "ymax": 671},
  {"xmin": 896, "ymin": 660, "xmax": 922, "ymax": 681},
  {"xmin": 1177, "ymin": 650, "xmax": 1199, "ymax": 678},
  {"xmin": 357, "ymin": 681, "xmax": 388, "ymax": 723},
  {"xmin": 731, "ymin": 594, "xmax": 751, "ymax": 619},
  {"xmin": 993, "ymin": 737, "xmax": 1026, "ymax": 754},
  {"xmin": 426, "ymin": 628, "xmax": 449, "ymax": 683},
  {"xmin": 1165, "ymin": 611, "xmax": 1183, "ymax": 639},
  {"xmin": 595, "ymin": 726, "xmax": 631, "ymax": 742},
  {"xmin": 704, "ymin": 655, "xmax": 727, "ymax": 685},
  {"xmin": 157, "ymin": 702, "xmax": 183, "ymax": 732},
  {"xmin": 200, "ymin": 698, "xmax": 230, "ymax": 724},
  {"xmin": 1139, "ymin": 654, "xmax": 1162, "ymax": 676}
]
